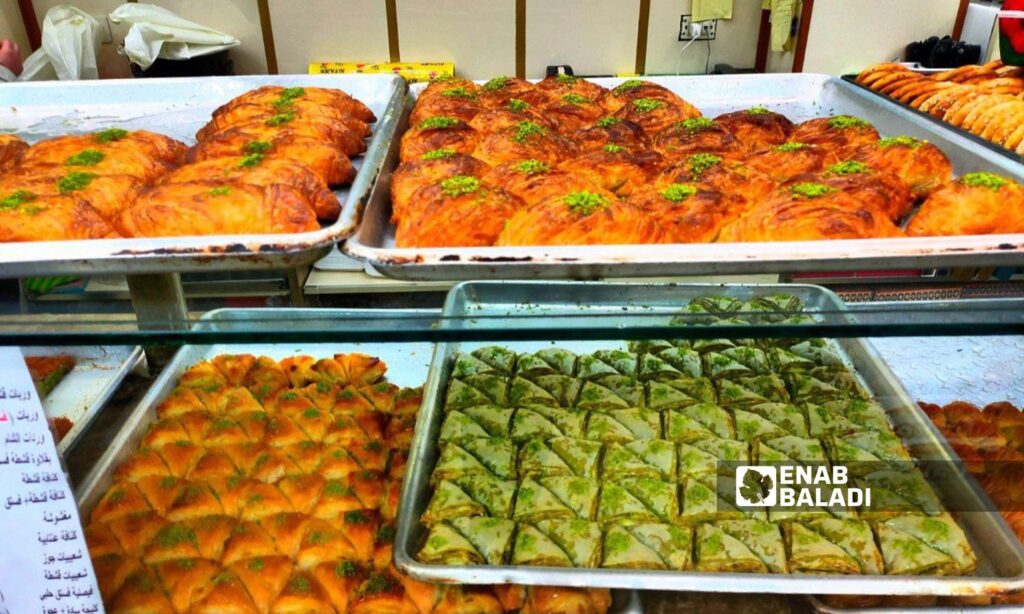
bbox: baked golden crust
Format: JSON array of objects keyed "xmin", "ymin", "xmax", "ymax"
[
  {"xmin": 483, "ymin": 163, "xmax": 597, "ymax": 207},
  {"xmin": 907, "ymin": 176, "xmax": 1024, "ymax": 236},
  {"xmin": 652, "ymin": 118, "xmax": 746, "ymax": 162},
  {"xmin": 478, "ymin": 77, "xmax": 551, "ymax": 109},
  {"xmin": 572, "ymin": 118, "xmax": 649, "ymax": 153},
  {"xmin": 197, "ymin": 100, "xmax": 369, "ymax": 143},
  {"xmin": 720, "ymin": 189, "xmax": 903, "ymax": 242},
  {"xmin": 790, "ymin": 117, "xmax": 881, "ymax": 159},
  {"xmin": 0, "ymin": 192, "xmax": 115, "ymax": 241},
  {"xmin": 629, "ymin": 185, "xmax": 748, "ymax": 242},
  {"xmin": 189, "ymin": 135, "xmax": 355, "ymax": 187},
  {"xmin": 473, "ymin": 123, "xmax": 576, "ymax": 166},
  {"xmin": 212, "ymin": 85, "xmax": 376, "ymax": 124},
  {"xmin": 117, "ymin": 182, "xmax": 319, "ymax": 237},
  {"xmin": 744, "ymin": 144, "xmax": 838, "ymax": 183},
  {"xmin": 0, "ymin": 171, "xmax": 144, "ymax": 221},
  {"xmin": 713, "ymin": 109, "xmax": 795, "ymax": 152},
  {"xmin": 410, "ymin": 86, "xmax": 484, "ymax": 125},
  {"xmin": 390, "ymin": 154, "xmax": 490, "ymax": 224},
  {"xmin": 396, "ymin": 181, "xmax": 523, "ymax": 247},
  {"xmin": 795, "ymin": 166, "xmax": 915, "ymax": 222},
  {"xmin": 0, "ymin": 134, "xmax": 28, "ymax": 173},
  {"xmin": 400, "ymin": 118, "xmax": 480, "ymax": 163},
  {"xmin": 497, "ymin": 189, "xmax": 662, "ymax": 246},
  {"xmin": 656, "ymin": 155, "xmax": 776, "ymax": 207},
  {"xmin": 856, "ymin": 139, "xmax": 953, "ymax": 198},
  {"xmin": 560, "ymin": 148, "xmax": 664, "ymax": 197}
]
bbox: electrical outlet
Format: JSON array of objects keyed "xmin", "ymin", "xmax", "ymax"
[{"xmin": 678, "ymin": 15, "xmax": 717, "ymax": 41}]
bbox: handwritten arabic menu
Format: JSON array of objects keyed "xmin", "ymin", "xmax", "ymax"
[{"xmin": 0, "ymin": 348, "xmax": 101, "ymax": 614}]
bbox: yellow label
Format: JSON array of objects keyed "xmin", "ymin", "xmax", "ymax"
[{"xmin": 308, "ymin": 62, "xmax": 454, "ymax": 83}]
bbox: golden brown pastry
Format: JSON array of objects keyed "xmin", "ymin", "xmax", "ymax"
[
  {"xmin": 656, "ymin": 153, "xmax": 775, "ymax": 207},
  {"xmin": 651, "ymin": 116, "xmax": 746, "ymax": 162},
  {"xmin": 907, "ymin": 172, "xmax": 1024, "ymax": 236},
  {"xmin": 630, "ymin": 183, "xmax": 748, "ymax": 242},
  {"xmin": 478, "ymin": 76, "xmax": 551, "ymax": 108},
  {"xmin": 560, "ymin": 145, "xmax": 664, "ymax": 196},
  {"xmin": 17, "ymin": 143, "xmax": 172, "ymax": 185},
  {"xmin": 473, "ymin": 121, "xmax": 576, "ymax": 166},
  {"xmin": 713, "ymin": 107, "xmax": 795, "ymax": 152},
  {"xmin": 483, "ymin": 159, "xmax": 597, "ymax": 206},
  {"xmin": 399, "ymin": 116, "xmax": 479, "ymax": 163},
  {"xmin": 520, "ymin": 587, "xmax": 613, "ymax": 614},
  {"xmin": 396, "ymin": 176, "xmax": 522, "ymax": 247},
  {"xmin": 469, "ymin": 100, "xmax": 555, "ymax": 134},
  {"xmin": 613, "ymin": 97, "xmax": 700, "ymax": 136},
  {"xmin": 117, "ymin": 182, "xmax": 319, "ymax": 237},
  {"xmin": 390, "ymin": 151, "xmax": 489, "ymax": 224},
  {"xmin": 542, "ymin": 93, "xmax": 606, "ymax": 135},
  {"xmin": 790, "ymin": 115, "xmax": 881, "ymax": 159},
  {"xmin": 212, "ymin": 85, "xmax": 376, "ymax": 124},
  {"xmin": 572, "ymin": 117, "xmax": 649, "ymax": 153},
  {"xmin": 856, "ymin": 135, "xmax": 953, "ymax": 198},
  {"xmin": 418, "ymin": 78, "xmax": 483, "ymax": 105},
  {"xmin": 0, "ymin": 191, "xmax": 115, "ymax": 241},
  {"xmin": 197, "ymin": 100, "xmax": 369, "ymax": 143},
  {"xmin": 497, "ymin": 189, "xmax": 662, "ymax": 245},
  {"xmin": 602, "ymin": 79, "xmax": 699, "ymax": 117},
  {"xmin": 19, "ymin": 129, "xmax": 187, "ymax": 168},
  {"xmin": 410, "ymin": 84, "xmax": 483, "ymax": 125},
  {"xmin": 744, "ymin": 142, "xmax": 838, "ymax": 183},
  {"xmin": 535, "ymin": 73, "xmax": 608, "ymax": 101},
  {"xmin": 193, "ymin": 120, "xmax": 367, "ymax": 158},
  {"xmin": 0, "ymin": 171, "xmax": 143, "ymax": 221},
  {"xmin": 162, "ymin": 156, "xmax": 339, "ymax": 221},
  {"xmin": 0, "ymin": 134, "xmax": 29, "ymax": 172},
  {"xmin": 795, "ymin": 160, "xmax": 914, "ymax": 222},
  {"xmin": 720, "ymin": 181, "xmax": 903, "ymax": 241},
  {"xmin": 188, "ymin": 134, "xmax": 356, "ymax": 186}
]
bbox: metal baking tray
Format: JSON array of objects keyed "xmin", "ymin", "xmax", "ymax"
[
  {"xmin": 22, "ymin": 345, "xmax": 143, "ymax": 455},
  {"xmin": 808, "ymin": 595, "xmax": 1022, "ymax": 613},
  {"xmin": 841, "ymin": 75, "xmax": 1024, "ymax": 165},
  {"xmin": 394, "ymin": 281, "xmax": 1024, "ymax": 596},
  {"xmin": 71, "ymin": 307, "xmax": 643, "ymax": 613},
  {"xmin": 0, "ymin": 73, "xmax": 406, "ymax": 277},
  {"xmin": 343, "ymin": 73, "xmax": 1024, "ymax": 281}
]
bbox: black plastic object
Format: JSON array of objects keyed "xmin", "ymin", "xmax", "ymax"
[
  {"xmin": 130, "ymin": 49, "xmax": 235, "ymax": 78},
  {"xmin": 904, "ymin": 35, "xmax": 980, "ymax": 69}
]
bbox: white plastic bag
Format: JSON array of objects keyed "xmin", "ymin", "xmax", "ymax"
[
  {"xmin": 19, "ymin": 5, "xmax": 102, "ymax": 81},
  {"xmin": 108, "ymin": 3, "xmax": 239, "ymax": 70}
]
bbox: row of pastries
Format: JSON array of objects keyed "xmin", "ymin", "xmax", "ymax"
[
  {"xmin": 391, "ymin": 75, "xmax": 1024, "ymax": 248},
  {"xmin": 416, "ymin": 296, "xmax": 979, "ymax": 577},
  {"xmin": 0, "ymin": 85, "xmax": 373, "ymax": 241},
  {"xmin": 84, "ymin": 353, "xmax": 613, "ymax": 614}
]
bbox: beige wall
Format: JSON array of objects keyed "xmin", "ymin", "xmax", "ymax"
[
  {"xmin": 801, "ymin": 0, "xmax": 961, "ymax": 75},
  {"xmin": 0, "ymin": 0, "xmax": 30, "ymax": 58},
  {"xmin": 6, "ymin": 0, "xmax": 967, "ymax": 80}
]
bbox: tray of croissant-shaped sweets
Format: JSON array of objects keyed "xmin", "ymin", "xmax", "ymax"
[
  {"xmin": 0, "ymin": 74, "xmax": 405, "ymax": 277},
  {"xmin": 74, "ymin": 308, "xmax": 638, "ymax": 613},
  {"xmin": 344, "ymin": 73, "xmax": 1024, "ymax": 281},
  {"xmin": 394, "ymin": 282, "xmax": 1024, "ymax": 598}
]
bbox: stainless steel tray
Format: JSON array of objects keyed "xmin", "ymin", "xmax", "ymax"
[
  {"xmin": 808, "ymin": 595, "xmax": 1023, "ymax": 613},
  {"xmin": 344, "ymin": 74, "xmax": 1024, "ymax": 281},
  {"xmin": 0, "ymin": 74, "xmax": 406, "ymax": 277},
  {"xmin": 22, "ymin": 345, "xmax": 144, "ymax": 455},
  {"xmin": 394, "ymin": 281, "xmax": 1024, "ymax": 596},
  {"xmin": 71, "ymin": 306, "xmax": 643, "ymax": 613}
]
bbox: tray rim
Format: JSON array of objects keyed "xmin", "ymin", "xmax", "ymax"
[
  {"xmin": 0, "ymin": 73, "xmax": 407, "ymax": 277},
  {"xmin": 343, "ymin": 72, "xmax": 1024, "ymax": 281},
  {"xmin": 393, "ymin": 281, "xmax": 1024, "ymax": 595}
]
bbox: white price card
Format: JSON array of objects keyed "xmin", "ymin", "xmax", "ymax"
[{"xmin": 0, "ymin": 348, "xmax": 102, "ymax": 614}]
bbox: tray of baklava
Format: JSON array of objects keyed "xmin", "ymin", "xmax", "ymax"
[{"xmin": 394, "ymin": 282, "xmax": 1024, "ymax": 597}]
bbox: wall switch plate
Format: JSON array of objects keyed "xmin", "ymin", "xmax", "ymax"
[{"xmin": 678, "ymin": 15, "xmax": 717, "ymax": 41}]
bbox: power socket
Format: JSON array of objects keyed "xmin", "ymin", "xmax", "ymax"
[{"xmin": 678, "ymin": 15, "xmax": 717, "ymax": 41}]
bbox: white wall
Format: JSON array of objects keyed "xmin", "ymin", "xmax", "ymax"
[
  {"xmin": 647, "ymin": 0, "xmax": 763, "ymax": 75},
  {"xmin": 801, "ymin": 0, "xmax": 961, "ymax": 75},
  {"xmin": 0, "ymin": 0, "xmax": 30, "ymax": 57}
]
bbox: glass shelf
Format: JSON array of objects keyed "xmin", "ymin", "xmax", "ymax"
[{"xmin": 1, "ymin": 299, "xmax": 1022, "ymax": 346}]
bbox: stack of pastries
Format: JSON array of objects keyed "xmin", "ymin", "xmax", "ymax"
[
  {"xmin": 85, "ymin": 353, "xmax": 612, "ymax": 614},
  {"xmin": 0, "ymin": 85, "xmax": 372, "ymax": 241},
  {"xmin": 417, "ymin": 296, "xmax": 979, "ymax": 579},
  {"xmin": 392, "ymin": 75, "xmax": 1024, "ymax": 247},
  {"xmin": 856, "ymin": 60, "xmax": 1024, "ymax": 155}
]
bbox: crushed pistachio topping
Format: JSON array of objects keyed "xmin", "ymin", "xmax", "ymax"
[
  {"xmin": 660, "ymin": 183, "xmax": 698, "ymax": 202},
  {"xmin": 441, "ymin": 86, "xmax": 477, "ymax": 99},
  {"xmin": 94, "ymin": 128, "xmax": 128, "ymax": 143},
  {"xmin": 280, "ymin": 87, "xmax": 305, "ymax": 100},
  {"xmin": 747, "ymin": 106, "xmax": 770, "ymax": 115},
  {"xmin": 613, "ymin": 79, "xmax": 645, "ymax": 94},
  {"xmin": 687, "ymin": 153, "xmax": 722, "ymax": 176},
  {"xmin": 562, "ymin": 93, "xmax": 589, "ymax": 105},
  {"xmin": 421, "ymin": 148, "xmax": 456, "ymax": 161},
  {"xmin": 208, "ymin": 186, "xmax": 232, "ymax": 196},
  {"xmin": 0, "ymin": 190, "xmax": 37, "ymax": 211},
  {"xmin": 878, "ymin": 135, "xmax": 922, "ymax": 149},
  {"xmin": 555, "ymin": 74, "xmax": 578, "ymax": 84},
  {"xmin": 961, "ymin": 172, "xmax": 1009, "ymax": 191},
  {"xmin": 265, "ymin": 110, "xmax": 295, "ymax": 126},
  {"xmin": 237, "ymin": 152, "xmax": 265, "ymax": 168},
  {"xmin": 564, "ymin": 191, "xmax": 608, "ymax": 215},
  {"xmin": 678, "ymin": 117, "xmax": 714, "ymax": 132},
  {"xmin": 603, "ymin": 143, "xmax": 624, "ymax": 153},
  {"xmin": 418, "ymin": 116, "xmax": 460, "ymax": 130},
  {"xmin": 827, "ymin": 161, "xmax": 870, "ymax": 176},
  {"xmin": 595, "ymin": 117, "xmax": 620, "ymax": 128},
  {"xmin": 774, "ymin": 142, "xmax": 807, "ymax": 152},
  {"xmin": 483, "ymin": 76, "xmax": 510, "ymax": 91},
  {"xmin": 57, "ymin": 171, "xmax": 96, "ymax": 193},
  {"xmin": 440, "ymin": 175, "xmax": 481, "ymax": 197},
  {"xmin": 245, "ymin": 140, "xmax": 272, "ymax": 154},
  {"xmin": 827, "ymin": 115, "xmax": 870, "ymax": 130},
  {"xmin": 507, "ymin": 98, "xmax": 529, "ymax": 113},
  {"xmin": 790, "ymin": 182, "xmax": 837, "ymax": 198},
  {"xmin": 515, "ymin": 159, "xmax": 549, "ymax": 175},
  {"xmin": 633, "ymin": 98, "xmax": 665, "ymax": 113},
  {"xmin": 513, "ymin": 120, "xmax": 546, "ymax": 142},
  {"xmin": 65, "ymin": 149, "xmax": 104, "ymax": 167}
]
